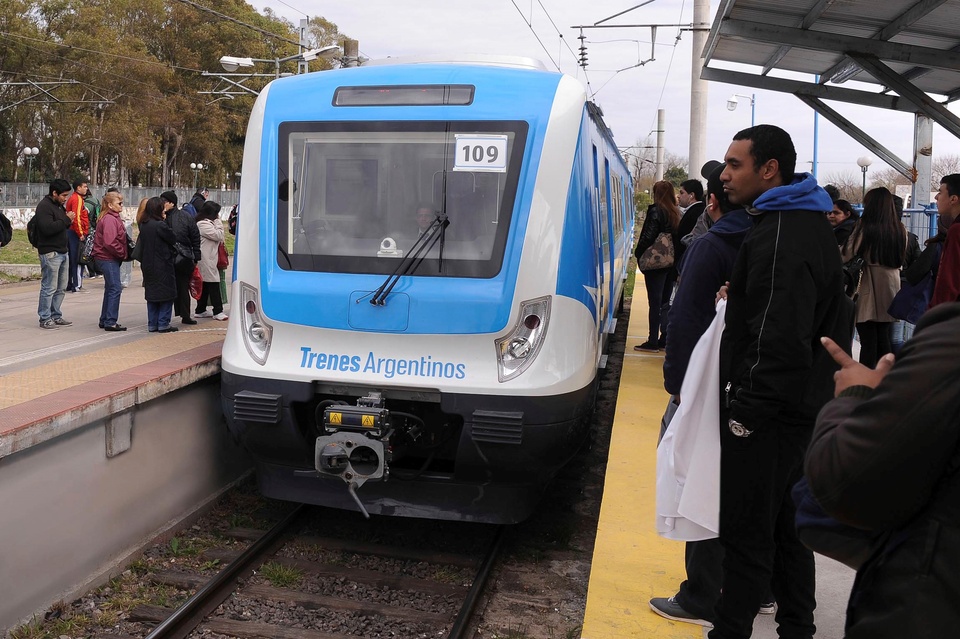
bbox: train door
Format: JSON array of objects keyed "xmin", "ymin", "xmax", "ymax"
[{"xmin": 592, "ymin": 145, "xmax": 607, "ymax": 333}]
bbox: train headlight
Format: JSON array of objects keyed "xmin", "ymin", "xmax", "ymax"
[
  {"xmin": 495, "ymin": 296, "xmax": 551, "ymax": 382},
  {"xmin": 240, "ymin": 281, "xmax": 273, "ymax": 365}
]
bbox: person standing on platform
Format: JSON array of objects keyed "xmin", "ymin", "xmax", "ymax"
[
  {"xmin": 194, "ymin": 201, "xmax": 228, "ymax": 321},
  {"xmin": 91, "ymin": 190, "xmax": 128, "ymax": 331},
  {"xmin": 35, "ymin": 179, "xmax": 76, "ymax": 329},
  {"xmin": 65, "ymin": 179, "xmax": 89, "ymax": 292},
  {"xmin": 634, "ymin": 180, "xmax": 681, "ymax": 353},
  {"xmin": 138, "ymin": 197, "xmax": 178, "ymax": 333},
  {"xmin": 709, "ymin": 124, "xmax": 850, "ymax": 639},
  {"xmin": 650, "ymin": 161, "xmax": 773, "ymax": 627},
  {"xmin": 83, "ymin": 188, "xmax": 102, "ymax": 278},
  {"xmin": 929, "ymin": 173, "xmax": 960, "ymax": 308},
  {"xmin": 160, "ymin": 190, "xmax": 201, "ymax": 326},
  {"xmin": 841, "ymin": 187, "xmax": 905, "ymax": 367},
  {"xmin": 675, "ymin": 178, "xmax": 705, "ymax": 266},
  {"xmin": 827, "ymin": 199, "xmax": 856, "ymax": 247},
  {"xmin": 807, "ymin": 304, "xmax": 960, "ymax": 638}
]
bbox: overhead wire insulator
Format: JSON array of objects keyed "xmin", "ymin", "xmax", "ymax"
[{"xmin": 578, "ymin": 29, "xmax": 588, "ymax": 68}]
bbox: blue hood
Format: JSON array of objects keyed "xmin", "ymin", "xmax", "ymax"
[
  {"xmin": 752, "ymin": 173, "xmax": 833, "ymax": 213},
  {"xmin": 709, "ymin": 208, "xmax": 753, "ymax": 239}
]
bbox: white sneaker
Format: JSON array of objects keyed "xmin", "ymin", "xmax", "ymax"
[
  {"xmin": 213, "ymin": 313, "xmax": 229, "ymax": 321},
  {"xmin": 195, "ymin": 310, "xmax": 213, "ymax": 318}
]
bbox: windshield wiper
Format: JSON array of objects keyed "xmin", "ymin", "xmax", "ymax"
[{"xmin": 369, "ymin": 215, "xmax": 449, "ymax": 306}]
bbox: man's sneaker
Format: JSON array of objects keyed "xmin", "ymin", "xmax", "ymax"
[
  {"xmin": 195, "ymin": 310, "xmax": 213, "ymax": 318},
  {"xmin": 759, "ymin": 601, "xmax": 776, "ymax": 615},
  {"xmin": 649, "ymin": 596, "xmax": 713, "ymax": 628},
  {"xmin": 634, "ymin": 340, "xmax": 660, "ymax": 353},
  {"xmin": 213, "ymin": 313, "xmax": 229, "ymax": 321},
  {"xmin": 53, "ymin": 318, "xmax": 72, "ymax": 326},
  {"xmin": 39, "ymin": 319, "xmax": 59, "ymax": 329}
]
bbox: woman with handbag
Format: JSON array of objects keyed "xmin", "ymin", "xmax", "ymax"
[
  {"xmin": 634, "ymin": 180, "xmax": 681, "ymax": 352},
  {"xmin": 194, "ymin": 201, "xmax": 228, "ymax": 321},
  {"xmin": 91, "ymin": 190, "xmax": 129, "ymax": 331},
  {"xmin": 841, "ymin": 187, "xmax": 905, "ymax": 367}
]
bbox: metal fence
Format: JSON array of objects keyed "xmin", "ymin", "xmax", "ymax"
[
  {"xmin": 0, "ymin": 183, "xmax": 240, "ymax": 210},
  {"xmin": 902, "ymin": 205, "xmax": 940, "ymax": 240}
]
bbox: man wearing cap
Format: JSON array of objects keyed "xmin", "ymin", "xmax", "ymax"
[{"xmin": 160, "ymin": 190, "xmax": 201, "ymax": 325}]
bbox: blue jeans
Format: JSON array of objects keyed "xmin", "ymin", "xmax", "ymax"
[
  {"xmin": 147, "ymin": 301, "xmax": 173, "ymax": 331},
  {"xmin": 38, "ymin": 251, "xmax": 69, "ymax": 322},
  {"xmin": 67, "ymin": 229, "xmax": 83, "ymax": 291},
  {"xmin": 96, "ymin": 259, "xmax": 123, "ymax": 327}
]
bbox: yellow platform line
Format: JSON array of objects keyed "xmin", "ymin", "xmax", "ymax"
[{"xmin": 582, "ymin": 274, "xmax": 701, "ymax": 639}]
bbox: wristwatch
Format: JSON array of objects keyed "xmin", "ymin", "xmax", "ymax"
[{"xmin": 728, "ymin": 418, "xmax": 753, "ymax": 438}]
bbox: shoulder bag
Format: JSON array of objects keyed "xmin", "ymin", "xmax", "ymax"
[
  {"xmin": 638, "ymin": 232, "xmax": 675, "ymax": 271},
  {"xmin": 842, "ymin": 255, "xmax": 866, "ymax": 300},
  {"xmin": 217, "ymin": 242, "xmax": 229, "ymax": 270},
  {"xmin": 79, "ymin": 232, "xmax": 96, "ymax": 265}
]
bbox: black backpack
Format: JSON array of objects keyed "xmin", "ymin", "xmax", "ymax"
[
  {"xmin": 26, "ymin": 214, "xmax": 39, "ymax": 248},
  {"xmin": 0, "ymin": 212, "xmax": 12, "ymax": 247}
]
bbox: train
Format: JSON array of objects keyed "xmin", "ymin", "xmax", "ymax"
[{"xmin": 220, "ymin": 54, "xmax": 634, "ymax": 524}]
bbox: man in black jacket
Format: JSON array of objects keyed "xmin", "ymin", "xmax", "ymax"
[
  {"xmin": 708, "ymin": 125, "xmax": 851, "ymax": 639},
  {"xmin": 35, "ymin": 179, "xmax": 76, "ymax": 329},
  {"xmin": 160, "ymin": 190, "xmax": 201, "ymax": 325}
]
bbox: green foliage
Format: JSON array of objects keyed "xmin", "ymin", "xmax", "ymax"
[
  {"xmin": 1, "ymin": 1, "xmax": 349, "ymax": 187},
  {"xmin": 1, "ymin": 230, "xmax": 39, "ymax": 264},
  {"xmin": 258, "ymin": 561, "xmax": 303, "ymax": 588},
  {"xmin": 663, "ymin": 165, "xmax": 689, "ymax": 187}
]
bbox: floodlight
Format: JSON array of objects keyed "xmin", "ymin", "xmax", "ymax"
[
  {"xmin": 220, "ymin": 56, "xmax": 255, "ymax": 72},
  {"xmin": 726, "ymin": 95, "xmax": 738, "ymax": 111},
  {"xmin": 301, "ymin": 45, "xmax": 341, "ymax": 62}
]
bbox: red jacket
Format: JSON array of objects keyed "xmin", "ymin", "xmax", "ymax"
[
  {"xmin": 92, "ymin": 209, "xmax": 127, "ymax": 262},
  {"xmin": 66, "ymin": 192, "xmax": 89, "ymax": 238},
  {"xmin": 930, "ymin": 221, "xmax": 960, "ymax": 308}
]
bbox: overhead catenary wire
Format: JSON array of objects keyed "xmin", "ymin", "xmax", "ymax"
[{"xmin": 172, "ymin": 0, "xmax": 303, "ymax": 48}]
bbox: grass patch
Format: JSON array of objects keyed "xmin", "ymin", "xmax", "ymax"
[
  {"xmin": 2, "ymin": 230, "xmax": 39, "ymax": 264},
  {"xmin": 259, "ymin": 561, "xmax": 303, "ymax": 588}
]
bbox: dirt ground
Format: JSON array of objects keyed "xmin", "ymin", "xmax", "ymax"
[{"xmin": 471, "ymin": 299, "xmax": 629, "ymax": 639}]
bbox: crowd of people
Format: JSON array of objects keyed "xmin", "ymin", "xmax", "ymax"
[
  {"xmin": 30, "ymin": 181, "xmax": 229, "ymax": 332},
  {"xmin": 645, "ymin": 124, "xmax": 960, "ymax": 638}
]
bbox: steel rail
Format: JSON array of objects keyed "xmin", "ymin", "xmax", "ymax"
[
  {"xmin": 446, "ymin": 525, "xmax": 507, "ymax": 639},
  {"xmin": 143, "ymin": 504, "xmax": 305, "ymax": 639}
]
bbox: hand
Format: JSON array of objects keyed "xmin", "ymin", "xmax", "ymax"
[
  {"xmin": 66, "ymin": 210, "xmax": 76, "ymax": 221},
  {"xmin": 716, "ymin": 281, "xmax": 730, "ymax": 303},
  {"xmin": 821, "ymin": 336, "xmax": 895, "ymax": 396}
]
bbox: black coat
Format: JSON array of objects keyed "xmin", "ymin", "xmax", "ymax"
[
  {"xmin": 167, "ymin": 208, "xmax": 201, "ymax": 262},
  {"xmin": 720, "ymin": 207, "xmax": 853, "ymax": 429},
  {"xmin": 34, "ymin": 195, "xmax": 72, "ymax": 254},
  {"xmin": 139, "ymin": 219, "xmax": 177, "ymax": 302},
  {"xmin": 806, "ymin": 303, "xmax": 960, "ymax": 638}
]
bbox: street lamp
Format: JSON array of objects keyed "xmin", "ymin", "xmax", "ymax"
[
  {"xmin": 190, "ymin": 162, "xmax": 204, "ymax": 191},
  {"xmin": 23, "ymin": 146, "xmax": 39, "ymax": 187},
  {"xmin": 219, "ymin": 45, "xmax": 340, "ymax": 78},
  {"xmin": 726, "ymin": 93, "xmax": 756, "ymax": 126},
  {"xmin": 857, "ymin": 156, "xmax": 873, "ymax": 201}
]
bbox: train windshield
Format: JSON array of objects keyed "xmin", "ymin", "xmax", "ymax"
[{"xmin": 277, "ymin": 121, "xmax": 528, "ymax": 278}]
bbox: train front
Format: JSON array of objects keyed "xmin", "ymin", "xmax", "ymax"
[{"xmin": 221, "ymin": 59, "xmax": 602, "ymax": 523}]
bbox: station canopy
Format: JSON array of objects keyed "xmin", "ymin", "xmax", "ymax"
[{"xmin": 700, "ymin": 0, "xmax": 960, "ymax": 180}]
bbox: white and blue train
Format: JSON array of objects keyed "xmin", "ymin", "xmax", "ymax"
[{"xmin": 221, "ymin": 54, "xmax": 634, "ymax": 523}]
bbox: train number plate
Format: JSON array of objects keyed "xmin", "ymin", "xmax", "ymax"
[{"xmin": 453, "ymin": 134, "xmax": 508, "ymax": 173}]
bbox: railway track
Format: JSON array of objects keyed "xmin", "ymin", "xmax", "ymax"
[{"xmin": 132, "ymin": 505, "xmax": 505, "ymax": 639}]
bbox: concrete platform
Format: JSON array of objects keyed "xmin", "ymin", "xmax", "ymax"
[
  {"xmin": 581, "ymin": 274, "xmax": 855, "ymax": 638},
  {"xmin": 0, "ymin": 267, "xmax": 252, "ymax": 634}
]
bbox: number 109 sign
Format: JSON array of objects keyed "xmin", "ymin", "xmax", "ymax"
[{"xmin": 453, "ymin": 134, "xmax": 508, "ymax": 173}]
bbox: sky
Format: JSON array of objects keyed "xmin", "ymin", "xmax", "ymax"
[{"xmin": 248, "ymin": 0, "xmax": 960, "ymax": 186}]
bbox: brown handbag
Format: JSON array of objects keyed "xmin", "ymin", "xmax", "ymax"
[{"xmin": 637, "ymin": 232, "xmax": 675, "ymax": 271}]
